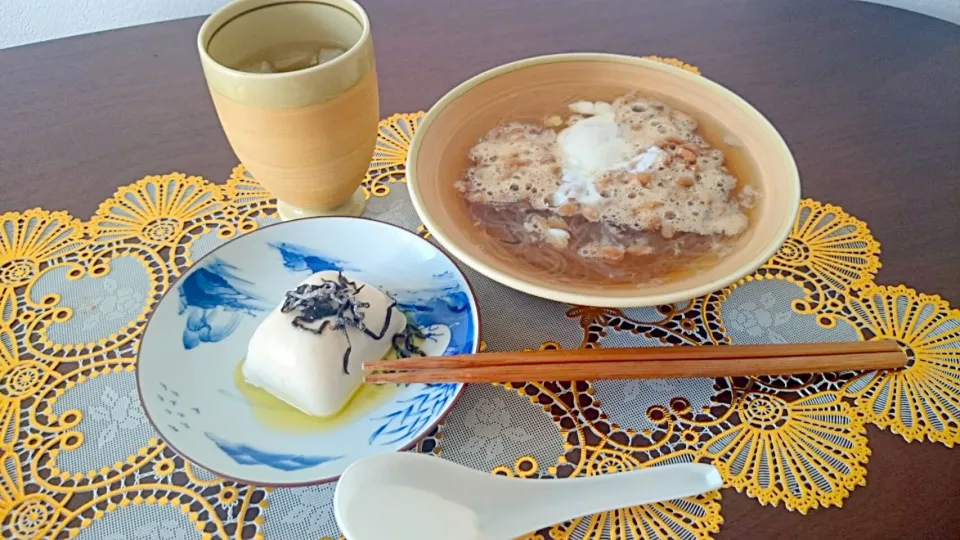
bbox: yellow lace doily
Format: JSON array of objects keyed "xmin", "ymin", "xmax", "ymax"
[{"xmin": 2, "ymin": 57, "xmax": 958, "ymax": 539}]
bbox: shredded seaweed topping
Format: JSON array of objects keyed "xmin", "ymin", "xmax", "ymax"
[{"xmin": 281, "ymin": 272, "xmax": 398, "ymax": 374}]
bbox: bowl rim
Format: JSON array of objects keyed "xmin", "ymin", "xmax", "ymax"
[
  {"xmin": 406, "ymin": 52, "xmax": 801, "ymax": 308},
  {"xmin": 135, "ymin": 215, "xmax": 482, "ymax": 486}
]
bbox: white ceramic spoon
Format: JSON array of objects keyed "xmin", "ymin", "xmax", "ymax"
[{"xmin": 334, "ymin": 452, "xmax": 723, "ymax": 540}]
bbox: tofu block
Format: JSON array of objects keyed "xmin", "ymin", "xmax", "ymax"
[{"xmin": 243, "ymin": 271, "xmax": 406, "ymax": 417}]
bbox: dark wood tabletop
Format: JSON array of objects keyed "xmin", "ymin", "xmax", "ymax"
[{"xmin": 1, "ymin": 0, "xmax": 958, "ymax": 537}]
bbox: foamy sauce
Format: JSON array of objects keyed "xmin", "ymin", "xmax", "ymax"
[
  {"xmin": 344, "ymin": 485, "xmax": 486, "ymax": 540},
  {"xmin": 456, "ymin": 92, "xmax": 757, "ymax": 284},
  {"xmin": 552, "ymin": 114, "xmax": 664, "ymax": 206}
]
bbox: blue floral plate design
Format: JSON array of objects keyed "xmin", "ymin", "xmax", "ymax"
[{"xmin": 137, "ymin": 217, "xmax": 480, "ymax": 485}]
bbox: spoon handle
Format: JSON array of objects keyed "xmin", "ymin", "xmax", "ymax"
[{"xmin": 486, "ymin": 463, "xmax": 723, "ymax": 539}]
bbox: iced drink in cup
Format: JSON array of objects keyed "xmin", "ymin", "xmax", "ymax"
[{"xmin": 198, "ymin": 0, "xmax": 379, "ymax": 220}]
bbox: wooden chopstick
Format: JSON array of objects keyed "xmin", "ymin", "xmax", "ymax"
[
  {"xmin": 364, "ymin": 340, "xmax": 900, "ymax": 372},
  {"xmin": 363, "ymin": 341, "xmax": 906, "ymax": 384},
  {"xmin": 364, "ymin": 352, "xmax": 906, "ymax": 383}
]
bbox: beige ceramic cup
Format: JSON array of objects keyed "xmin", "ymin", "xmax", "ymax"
[{"xmin": 198, "ymin": 0, "xmax": 378, "ymax": 220}]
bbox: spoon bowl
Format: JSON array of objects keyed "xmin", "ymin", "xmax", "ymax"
[{"xmin": 334, "ymin": 452, "xmax": 723, "ymax": 540}]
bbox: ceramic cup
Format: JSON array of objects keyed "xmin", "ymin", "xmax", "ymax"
[{"xmin": 198, "ymin": 0, "xmax": 378, "ymax": 220}]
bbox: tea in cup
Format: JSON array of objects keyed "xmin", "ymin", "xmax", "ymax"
[{"xmin": 198, "ymin": 0, "xmax": 378, "ymax": 219}]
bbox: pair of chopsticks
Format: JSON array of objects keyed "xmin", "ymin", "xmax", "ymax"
[{"xmin": 363, "ymin": 340, "xmax": 906, "ymax": 384}]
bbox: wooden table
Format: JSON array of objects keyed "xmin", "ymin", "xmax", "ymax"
[{"xmin": 1, "ymin": 0, "xmax": 958, "ymax": 537}]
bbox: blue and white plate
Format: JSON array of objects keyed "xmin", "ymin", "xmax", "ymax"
[{"xmin": 137, "ymin": 217, "xmax": 480, "ymax": 485}]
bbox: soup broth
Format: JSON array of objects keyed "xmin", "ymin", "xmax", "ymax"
[{"xmin": 456, "ymin": 93, "xmax": 761, "ymax": 286}]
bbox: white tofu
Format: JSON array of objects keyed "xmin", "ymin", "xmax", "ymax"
[{"xmin": 243, "ymin": 271, "xmax": 406, "ymax": 417}]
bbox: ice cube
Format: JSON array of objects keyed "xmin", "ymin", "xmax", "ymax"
[
  {"xmin": 241, "ymin": 60, "xmax": 274, "ymax": 74},
  {"xmin": 316, "ymin": 47, "xmax": 347, "ymax": 65},
  {"xmin": 271, "ymin": 49, "xmax": 318, "ymax": 72}
]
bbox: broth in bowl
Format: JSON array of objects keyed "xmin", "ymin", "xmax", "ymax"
[
  {"xmin": 406, "ymin": 54, "xmax": 799, "ymax": 307},
  {"xmin": 457, "ymin": 93, "xmax": 760, "ymax": 287}
]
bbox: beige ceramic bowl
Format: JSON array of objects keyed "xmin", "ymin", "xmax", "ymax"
[{"xmin": 407, "ymin": 54, "xmax": 800, "ymax": 307}]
